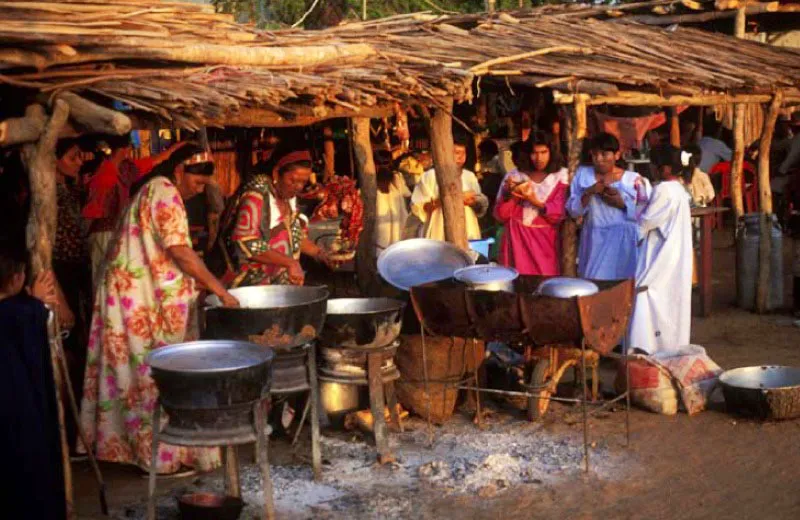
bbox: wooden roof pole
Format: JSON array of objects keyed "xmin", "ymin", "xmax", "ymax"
[
  {"xmin": 429, "ymin": 97, "xmax": 468, "ymax": 250},
  {"xmin": 323, "ymin": 125, "xmax": 335, "ymax": 183},
  {"xmin": 755, "ymin": 91, "xmax": 783, "ymax": 313},
  {"xmin": 731, "ymin": 7, "xmax": 747, "ymax": 226},
  {"xmin": 351, "ymin": 116, "xmax": 381, "ymax": 296},
  {"xmin": 561, "ymin": 94, "xmax": 587, "ymax": 276},
  {"xmin": 22, "ymin": 99, "xmax": 74, "ymax": 519}
]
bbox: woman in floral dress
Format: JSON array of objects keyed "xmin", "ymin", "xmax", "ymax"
[{"xmin": 79, "ymin": 143, "xmax": 238, "ymax": 474}]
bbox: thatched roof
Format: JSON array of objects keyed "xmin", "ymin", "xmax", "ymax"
[{"xmin": 0, "ymin": 0, "xmax": 798, "ymax": 129}]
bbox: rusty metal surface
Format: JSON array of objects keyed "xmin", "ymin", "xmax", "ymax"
[
  {"xmin": 464, "ymin": 289, "xmax": 526, "ymax": 343},
  {"xmin": 410, "ymin": 279, "xmax": 474, "ymax": 338},
  {"xmin": 519, "ymin": 292, "xmax": 582, "ymax": 346},
  {"xmin": 577, "ymin": 279, "xmax": 634, "ymax": 355}
]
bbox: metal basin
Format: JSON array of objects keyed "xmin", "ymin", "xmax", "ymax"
[
  {"xmin": 205, "ymin": 285, "xmax": 328, "ymax": 350},
  {"xmin": 720, "ymin": 366, "xmax": 800, "ymax": 420},
  {"xmin": 147, "ymin": 341, "xmax": 274, "ymax": 438},
  {"xmin": 321, "ymin": 298, "xmax": 405, "ymax": 350}
]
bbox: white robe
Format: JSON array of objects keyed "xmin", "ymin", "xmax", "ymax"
[
  {"xmin": 627, "ymin": 180, "xmax": 693, "ymax": 355},
  {"xmin": 375, "ymin": 173, "xmax": 411, "ymax": 254},
  {"xmin": 410, "ymin": 168, "xmax": 485, "ymax": 241}
]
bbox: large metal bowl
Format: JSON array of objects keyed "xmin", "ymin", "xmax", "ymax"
[
  {"xmin": 378, "ymin": 238, "xmax": 473, "ymax": 291},
  {"xmin": 720, "ymin": 365, "xmax": 800, "ymax": 420},
  {"xmin": 321, "ymin": 298, "xmax": 406, "ymax": 350},
  {"xmin": 204, "ymin": 285, "xmax": 329, "ymax": 349}
]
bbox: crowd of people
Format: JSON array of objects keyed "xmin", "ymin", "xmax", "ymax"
[{"xmin": 2, "ymin": 110, "xmax": 799, "ymax": 511}]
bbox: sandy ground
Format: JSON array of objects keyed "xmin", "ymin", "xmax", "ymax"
[{"xmin": 73, "ymin": 230, "xmax": 800, "ymax": 520}]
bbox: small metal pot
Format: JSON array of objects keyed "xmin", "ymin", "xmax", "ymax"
[
  {"xmin": 454, "ymin": 264, "xmax": 519, "ymax": 292},
  {"xmin": 720, "ymin": 365, "xmax": 800, "ymax": 420}
]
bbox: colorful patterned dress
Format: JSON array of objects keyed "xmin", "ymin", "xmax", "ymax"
[
  {"xmin": 212, "ymin": 174, "xmax": 307, "ymax": 287},
  {"xmin": 78, "ymin": 177, "xmax": 220, "ymax": 473}
]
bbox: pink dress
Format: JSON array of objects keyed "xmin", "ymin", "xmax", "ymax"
[{"xmin": 494, "ymin": 168, "xmax": 568, "ymax": 276}]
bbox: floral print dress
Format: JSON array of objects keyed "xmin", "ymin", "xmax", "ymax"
[{"xmin": 78, "ymin": 178, "xmax": 220, "ymax": 473}]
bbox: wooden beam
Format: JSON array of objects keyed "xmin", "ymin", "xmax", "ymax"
[
  {"xmin": 429, "ymin": 97, "xmax": 468, "ymax": 250},
  {"xmin": 55, "ymin": 92, "xmax": 131, "ymax": 135},
  {"xmin": 755, "ymin": 91, "xmax": 783, "ymax": 314},
  {"xmin": 734, "ymin": 7, "xmax": 746, "ymax": 38},
  {"xmin": 619, "ymin": 2, "xmax": 778, "ymax": 25},
  {"xmin": 554, "ymin": 91, "xmax": 780, "ymax": 107},
  {"xmin": 351, "ymin": 117, "xmax": 381, "ymax": 296},
  {"xmin": 204, "ymin": 105, "xmax": 394, "ymax": 129},
  {"xmin": 668, "ymin": 106, "xmax": 680, "ymax": 147},
  {"xmin": 561, "ymin": 95, "xmax": 587, "ymax": 276},
  {"xmin": 0, "ymin": 104, "xmax": 47, "ymax": 147}
]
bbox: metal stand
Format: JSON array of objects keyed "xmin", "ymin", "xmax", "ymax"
[
  {"xmin": 417, "ymin": 320, "xmax": 634, "ymax": 474},
  {"xmin": 146, "ymin": 400, "xmax": 275, "ymax": 520},
  {"xmin": 272, "ymin": 343, "xmax": 322, "ymax": 480},
  {"xmin": 318, "ymin": 341, "xmax": 402, "ymax": 464}
]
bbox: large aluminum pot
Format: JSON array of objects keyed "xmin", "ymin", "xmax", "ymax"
[
  {"xmin": 454, "ymin": 264, "xmax": 518, "ymax": 292},
  {"xmin": 321, "ymin": 298, "xmax": 405, "ymax": 350},
  {"xmin": 205, "ymin": 285, "xmax": 328, "ymax": 350},
  {"xmin": 147, "ymin": 340, "xmax": 274, "ymax": 411},
  {"xmin": 720, "ymin": 365, "xmax": 800, "ymax": 420}
]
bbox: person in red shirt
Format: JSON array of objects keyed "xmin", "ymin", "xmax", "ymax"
[{"xmin": 83, "ymin": 134, "xmax": 183, "ymax": 287}]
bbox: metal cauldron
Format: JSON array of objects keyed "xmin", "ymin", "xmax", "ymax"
[
  {"xmin": 204, "ymin": 285, "xmax": 328, "ymax": 350},
  {"xmin": 321, "ymin": 298, "xmax": 405, "ymax": 350},
  {"xmin": 147, "ymin": 340, "xmax": 273, "ymax": 440},
  {"xmin": 720, "ymin": 365, "xmax": 800, "ymax": 420}
]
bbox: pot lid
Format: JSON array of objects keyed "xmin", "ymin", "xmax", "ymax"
[
  {"xmin": 378, "ymin": 238, "xmax": 474, "ymax": 291},
  {"xmin": 147, "ymin": 340, "xmax": 273, "ymax": 373},
  {"xmin": 536, "ymin": 277, "xmax": 599, "ymax": 298},
  {"xmin": 454, "ymin": 265, "xmax": 519, "ymax": 284}
]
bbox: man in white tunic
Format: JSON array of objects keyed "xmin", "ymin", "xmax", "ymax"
[
  {"xmin": 628, "ymin": 145, "xmax": 693, "ymax": 355},
  {"xmin": 411, "ymin": 136, "xmax": 488, "ymax": 241}
]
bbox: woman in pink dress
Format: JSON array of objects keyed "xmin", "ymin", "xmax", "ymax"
[{"xmin": 494, "ymin": 133, "xmax": 568, "ymax": 275}]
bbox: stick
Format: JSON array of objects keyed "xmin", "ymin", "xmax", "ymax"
[
  {"xmin": 0, "ymin": 104, "xmax": 47, "ymax": 147},
  {"xmin": 755, "ymin": 91, "xmax": 783, "ymax": 313},
  {"xmin": 55, "ymin": 92, "xmax": 131, "ymax": 135},
  {"xmin": 53, "ymin": 316, "xmax": 109, "ymax": 515}
]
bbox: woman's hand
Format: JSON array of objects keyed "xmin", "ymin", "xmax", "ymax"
[
  {"xmin": 31, "ymin": 270, "xmax": 57, "ymax": 307},
  {"xmin": 219, "ymin": 291, "xmax": 240, "ymax": 308},
  {"xmin": 288, "ymin": 260, "xmax": 305, "ymax": 285},
  {"xmin": 600, "ymin": 186, "xmax": 625, "ymax": 209},
  {"xmin": 423, "ymin": 199, "xmax": 440, "ymax": 216}
]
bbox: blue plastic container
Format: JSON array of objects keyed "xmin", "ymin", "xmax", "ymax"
[{"xmin": 468, "ymin": 238, "xmax": 495, "ymax": 258}]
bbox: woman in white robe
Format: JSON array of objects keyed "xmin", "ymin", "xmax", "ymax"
[
  {"xmin": 565, "ymin": 133, "xmax": 651, "ymax": 280},
  {"xmin": 628, "ymin": 146, "xmax": 693, "ymax": 355}
]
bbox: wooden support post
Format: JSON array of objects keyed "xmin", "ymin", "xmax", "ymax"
[
  {"xmin": 735, "ymin": 7, "xmax": 747, "ymax": 38},
  {"xmin": 668, "ymin": 107, "xmax": 680, "ymax": 147},
  {"xmin": 23, "ymin": 99, "xmax": 73, "ymax": 518},
  {"xmin": 323, "ymin": 125, "xmax": 335, "ymax": 183},
  {"xmin": 429, "ymin": 97, "xmax": 468, "ymax": 250},
  {"xmin": 561, "ymin": 95, "xmax": 587, "ymax": 276},
  {"xmin": 755, "ymin": 91, "xmax": 783, "ymax": 314},
  {"xmin": 731, "ymin": 104, "xmax": 746, "ymax": 221},
  {"xmin": 351, "ymin": 117, "xmax": 380, "ymax": 295}
]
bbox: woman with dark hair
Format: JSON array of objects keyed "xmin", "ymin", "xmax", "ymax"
[
  {"xmin": 375, "ymin": 149, "xmax": 411, "ymax": 254},
  {"xmin": 628, "ymin": 145, "xmax": 692, "ymax": 355},
  {"xmin": 211, "ymin": 144, "xmax": 332, "ymax": 287},
  {"xmin": 78, "ymin": 143, "xmax": 238, "ymax": 475},
  {"xmin": 494, "ymin": 133, "xmax": 568, "ymax": 275}
]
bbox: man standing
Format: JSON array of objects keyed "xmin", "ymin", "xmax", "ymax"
[
  {"xmin": 628, "ymin": 145, "xmax": 693, "ymax": 355},
  {"xmin": 411, "ymin": 135, "xmax": 488, "ymax": 241},
  {"xmin": 566, "ymin": 133, "xmax": 651, "ymax": 279}
]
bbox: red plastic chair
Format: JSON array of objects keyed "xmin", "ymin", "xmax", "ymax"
[{"xmin": 709, "ymin": 161, "xmax": 758, "ymax": 228}]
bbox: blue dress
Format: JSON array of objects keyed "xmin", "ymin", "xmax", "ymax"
[{"xmin": 566, "ymin": 166, "xmax": 651, "ymax": 280}]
